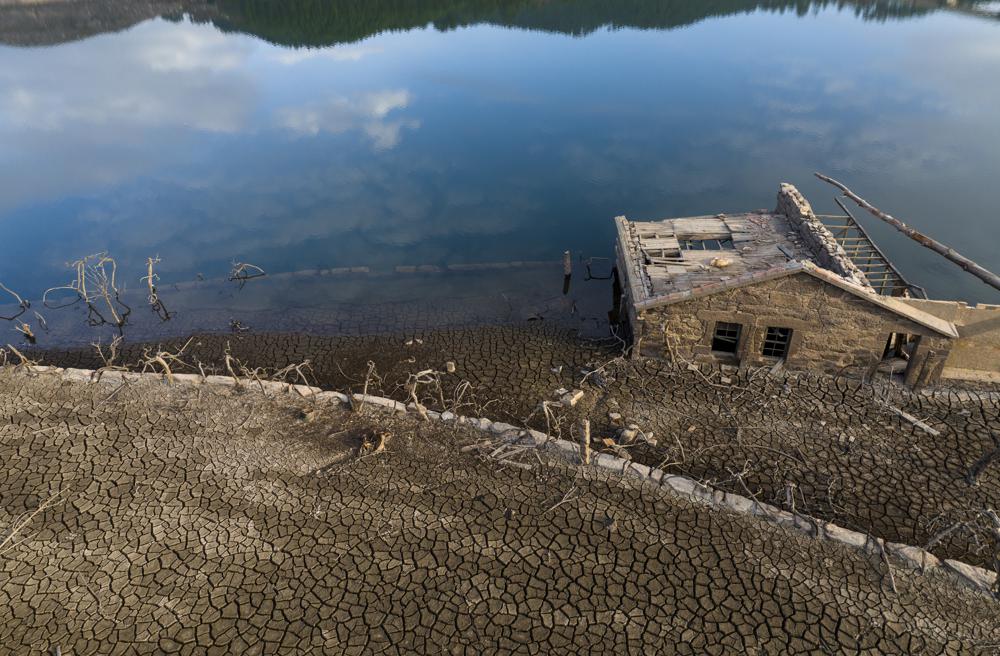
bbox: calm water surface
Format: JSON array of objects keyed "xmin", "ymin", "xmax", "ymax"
[{"xmin": 1, "ymin": 1, "xmax": 999, "ymax": 343}]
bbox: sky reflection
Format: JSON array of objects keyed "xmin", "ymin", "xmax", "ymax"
[{"xmin": 0, "ymin": 4, "xmax": 998, "ymax": 310}]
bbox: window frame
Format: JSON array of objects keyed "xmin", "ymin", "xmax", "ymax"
[
  {"xmin": 711, "ymin": 321, "xmax": 743, "ymax": 354},
  {"xmin": 762, "ymin": 326, "xmax": 793, "ymax": 359}
]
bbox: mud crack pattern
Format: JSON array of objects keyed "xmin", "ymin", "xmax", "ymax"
[
  {"xmin": 34, "ymin": 324, "xmax": 1000, "ymax": 567},
  {"xmin": 1, "ymin": 371, "xmax": 999, "ymax": 654}
]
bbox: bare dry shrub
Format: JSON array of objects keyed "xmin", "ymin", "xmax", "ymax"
[
  {"xmin": 228, "ymin": 261, "xmax": 266, "ymax": 289},
  {"xmin": 140, "ymin": 338, "xmax": 195, "ymax": 384},
  {"xmin": 44, "ymin": 253, "xmax": 131, "ymax": 333},
  {"xmin": 0, "ymin": 491, "xmax": 65, "ymax": 558}
]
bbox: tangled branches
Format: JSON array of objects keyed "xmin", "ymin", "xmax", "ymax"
[
  {"xmin": 44, "ymin": 253, "xmax": 131, "ymax": 334},
  {"xmin": 229, "ymin": 261, "xmax": 266, "ymax": 289},
  {"xmin": 405, "ymin": 368, "xmax": 446, "ymax": 420},
  {"xmin": 140, "ymin": 338, "xmax": 195, "ymax": 384},
  {"xmin": 91, "ymin": 336, "xmax": 128, "ymax": 380}
]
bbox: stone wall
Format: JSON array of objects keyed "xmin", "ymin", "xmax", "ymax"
[
  {"xmin": 637, "ymin": 271, "xmax": 952, "ymax": 383},
  {"xmin": 776, "ymin": 184, "xmax": 870, "ymax": 287},
  {"xmin": 614, "ymin": 226, "xmax": 648, "ymax": 346},
  {"xmin": 901, "ymin": 299, "xmax": 1000, "ymax": 383}
]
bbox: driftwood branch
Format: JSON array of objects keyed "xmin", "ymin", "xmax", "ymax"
[
  {"xmin": 0, "ymin": 282, "xmax": 30, "ymax": 322},
  {"xmin": 815, "ymin": 173, "xmax": 1000, "ymax": 292},
  {"xmin": 885, "ymin": 404, "xmax": 940, "ymax": 437}
]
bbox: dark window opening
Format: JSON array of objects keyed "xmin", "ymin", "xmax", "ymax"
[
  {"xmin": 680, "ymin": 238, "xmax": 735, "ymax": 251},
  {"xmin": 711, "ymin": 322, "xmax": 742, "ymax": 354},
  {"xmin": 882, "ymin": 333, "xmax": 916, "ymax": 361},
  {"xmin": 762, "ymin": 327, "xmax": 793, "ymax": 358}
]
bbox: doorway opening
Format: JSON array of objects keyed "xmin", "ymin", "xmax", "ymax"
[{"xmin": 879, "ymin": 333, "xmax": 919, "ymax": 379}]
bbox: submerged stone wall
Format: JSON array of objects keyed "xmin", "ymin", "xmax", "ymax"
[
  {"xmin": 776, "ymin": 183, "xmax": 870, "ymax": 287},
  {"xmin": 637, "ymin": 271, "xmax": 952, "ymax": 382}
]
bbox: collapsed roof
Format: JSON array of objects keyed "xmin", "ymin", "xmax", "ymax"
[{"xmin": 614, "ymin": 185, "xmax": 959, "ymax": 338}]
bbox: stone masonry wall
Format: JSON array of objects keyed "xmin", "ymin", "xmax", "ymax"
[
  {"xmin": 638, "ymin": 272, "xmax": 952, "ymax": 383},
  {"xmin": 900, "ymin": 299, "xmax": 1000, "ymax": 383},
  {"xmin": 776, "ymin": 184, "xmax": 870, "ymax": 287}
]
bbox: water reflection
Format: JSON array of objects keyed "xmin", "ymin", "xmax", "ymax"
[
  {"xmin": 0, "ymin": 0, "xmax": 998, "ymax": 349},
  {"xmin": 4, "ymin": 0, "xmax": 996, "ymax": 48},
  {"xmin": 277, "ymin": 90, "xmax": 420, "ymax": 149}
]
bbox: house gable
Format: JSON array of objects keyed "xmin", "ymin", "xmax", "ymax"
[{"xmin": 636, "ymin": 262, "xmax": 957, "ymax": 339}]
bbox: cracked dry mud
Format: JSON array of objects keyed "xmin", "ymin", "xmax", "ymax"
[
  {"xmin": 2, "ymin": 369, "xmax": 1000, "ymax": 654},
  {"xmin": 36, "ymin": 324, "xmax": 1000, "ymax": 569}
]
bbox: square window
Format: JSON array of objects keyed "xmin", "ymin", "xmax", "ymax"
[
  {"xmin": 711, "ymin": 322, "xmax": 742, "ymax": 354},
  {"xmin": 762, "ymin": 327, "xmax": 793, "ymax": 358}
]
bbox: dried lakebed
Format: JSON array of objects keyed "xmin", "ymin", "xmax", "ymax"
[
  {"xmin": 32, "ymin": 324, "xmax": 1000, "ymax": 569},
  {"xmin": 1, "ymin": 369, "xmax": 999, "ymax": 654}
]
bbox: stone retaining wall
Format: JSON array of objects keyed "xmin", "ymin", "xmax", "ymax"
[{"xmin": 23, "ymin": 364, "xmax": 998, "ymax": 599}]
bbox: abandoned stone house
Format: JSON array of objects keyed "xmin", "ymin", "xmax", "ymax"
[{"xmin": 613, "ymin": 184, "xmax": 1000, "ymax": 386}]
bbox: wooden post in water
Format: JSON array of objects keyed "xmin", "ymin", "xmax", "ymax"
[
  {"xmin": 563, "ymin": 250, "xmax": 573, "ymax": 295},
  {"xmin": 580, "ymin": 420, "xmax": 591, "ymax": 465}
]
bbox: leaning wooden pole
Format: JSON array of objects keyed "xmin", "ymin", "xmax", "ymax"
[{"xmin": 814, "ymin": 172, "xmax": 1000, "ymax": 293}]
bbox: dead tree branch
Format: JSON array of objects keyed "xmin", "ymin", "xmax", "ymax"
[
  {"xmin": 228, "ymin": 261, "xmax": 267, "ymax": 289},
  {"xmin": 0, "ymin": 282, "xmax": 30, "ymax": 322},
  {"xmin": 3, "ymin": 344, "xmax": 37, "ymax": 369},
  {"xmin": 0, "ymin": 490, "xmax": 66, "ymax": 557},
  {"xmin": 815, "ymin": 173, "xmax": 1000, "ymax": 292},
  {"xmin": 91, "ymin": 336, "xmax": 128, "ymax": 381},
  {"xmin": 140, "ymin": 338, "xmax": 194, "ymax": 384},
  {"xmin": 141, "ymin": 256, "xmax": 172, "ymax": 321},
  {"xmin": 32, "ymin": 311, "xmax": 47, "ymax": 333}
]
